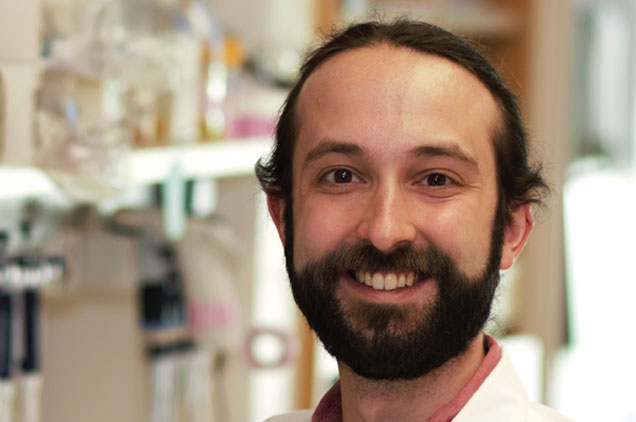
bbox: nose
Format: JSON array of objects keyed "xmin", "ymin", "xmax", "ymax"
[{"xmin": 356, "ymin": 184, "xmax": 417, "ymax": 252}]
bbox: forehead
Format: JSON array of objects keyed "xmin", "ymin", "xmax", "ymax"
[{"xmin": 294, "ymin": 45, "xmax": 501, "ymax": 165}]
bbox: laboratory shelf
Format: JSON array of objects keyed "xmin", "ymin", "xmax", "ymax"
[
  {"xmin": 0, "ymin": 136, "xmax": 273, "ymax": 200},
  {"xmin": 0, "ymin": 165, "xmax": 61, "ymax": 200},
  {"xmin": 129, "ymin": 136, "xmax": 272, "ymax": 185}
]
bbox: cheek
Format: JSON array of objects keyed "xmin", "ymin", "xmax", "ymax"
[
  {"xmin": 292, "ymin": 196, "xmax": 360, "ymax": 267},
  {"xmin": 423, "ymin": 202, "xmax": 495, "ymax": 277}
]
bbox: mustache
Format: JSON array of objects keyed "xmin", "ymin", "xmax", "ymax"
[{"xmin": 297, "ymin": 242, "xmax": 455, "ymax": 280}]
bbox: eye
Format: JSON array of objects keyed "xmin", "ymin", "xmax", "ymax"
[
  {"xmin": 322, "ymin": 168, "xmax": 362, "ymax": 184},
  {"xmin": 420, "ymin": 173, "xmax": 454, "ymax": 187}
]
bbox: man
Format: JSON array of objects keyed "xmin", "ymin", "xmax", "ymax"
[{"xmin": 256, "ymin": 19, "xmax": 571, "ymax": 421}]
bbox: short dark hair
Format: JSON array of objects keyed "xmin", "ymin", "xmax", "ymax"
[{"xmin": 255, "ymin": 19, "xmax": 548, "ymax": 220}]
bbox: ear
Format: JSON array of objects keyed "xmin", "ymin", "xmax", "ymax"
[
  {"xmin": 267, "ymin": 195, "xmax": 286, "ymax": 244},
  {"xmin": 500, "ymin": 203, "xmax": 534, "ymax": 270}
]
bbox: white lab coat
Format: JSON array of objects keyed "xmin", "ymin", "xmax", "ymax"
[{"xmin": 265, "ymin": 349, "xmax": 572, "ymax": 422}]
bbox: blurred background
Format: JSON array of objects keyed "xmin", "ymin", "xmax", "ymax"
[{"xmin": 0, "ymin": 0, "xmax": 634, "ymax": 421}]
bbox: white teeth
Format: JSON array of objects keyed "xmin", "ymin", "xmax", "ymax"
[
  {"xmin": 385, "ymin": 273, "xmax": 398, "ymax": 290},
  {"xmin": 372, "ymin": 273, "xmax": 384, "ymax": 290},
  {"xmin": 355, "ymin": 271, "xmax": 416, "ymax": 290}
]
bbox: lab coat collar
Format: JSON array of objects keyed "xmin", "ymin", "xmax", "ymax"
[{"xmin": 452, "ymin": 348, "xmax": 530, "ymax": 421}]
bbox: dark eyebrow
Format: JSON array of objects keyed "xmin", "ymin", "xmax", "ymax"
[
  {"xmin": 303, "ymin": 139, "xmax": 365, "ymax": 167},
  {"xmin": 411, "ymin": 144, "xmax": 479, "ymax": 170}
]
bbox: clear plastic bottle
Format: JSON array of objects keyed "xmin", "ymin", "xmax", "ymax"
[
  {"xmin": 93, "ymin": 0, "xmax": 201, "ymax": 145},
  {"xmin": 35, "ymin": 62, "xmax": 132, "ymax": 201},
  {"xmin": 178, "ymin": 0, "xmax": 228, "ymax": 142}
]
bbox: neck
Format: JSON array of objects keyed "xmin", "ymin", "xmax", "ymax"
[{"xmin": 339, "ymin": 332, "xmax": 486, "ymax": 422}]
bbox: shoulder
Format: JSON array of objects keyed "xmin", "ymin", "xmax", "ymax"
[{"xmin": 263, "ymin": 409, "xmax": 314, "ymax": 422}]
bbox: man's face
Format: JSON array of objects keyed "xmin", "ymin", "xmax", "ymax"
[{"xmin": 269, "ymin": 46, "xmax": 529, "ymax": 379}]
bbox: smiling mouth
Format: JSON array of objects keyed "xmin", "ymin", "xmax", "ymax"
[{"xmin": 346, "ymin": 270, "xmax": 424, "ymax": 291}]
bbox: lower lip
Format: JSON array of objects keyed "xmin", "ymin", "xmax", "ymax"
[{"xmin": 339, "ymin": 272, "xmax": 436, "ymax": 305}]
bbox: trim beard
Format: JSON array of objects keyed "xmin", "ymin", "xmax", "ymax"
[{"xmin": 283, "ymin": 201, "xmax": 505, "ymax": 380}]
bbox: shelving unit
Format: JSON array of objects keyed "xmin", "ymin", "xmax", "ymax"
[
  {"xmin": 5, "ymin": 136, "xmax": 278, "ymax": 422},
  {"xmin": 0, "ymin": 135, "xmax": 279, "ymax": 421}
]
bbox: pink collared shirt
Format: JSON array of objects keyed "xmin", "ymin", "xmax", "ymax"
[{"xmin": 312, "ymin": 336, "xmax": 502, "ymax": 422}]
